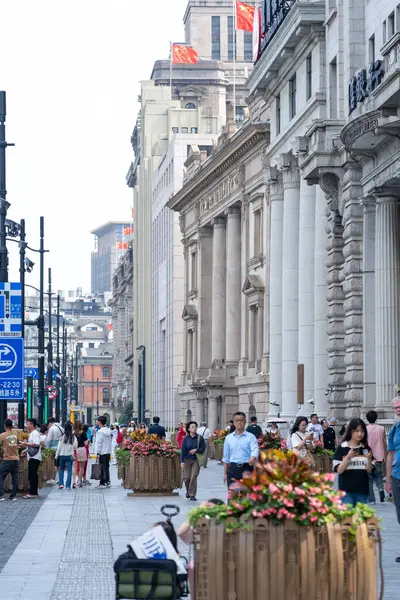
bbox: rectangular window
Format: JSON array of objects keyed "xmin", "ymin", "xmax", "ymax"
[
  {"xmin": 369, "ymin": 34, "xmax": 375, "ymax": 63},
  {"xmin": 389, "ymin": 11, "xmax": 395, "ymax": 37},
  {"xmin": 89, "ymin": 342, "xmax": 95, "ymax": 349},
  {"xmin": 190, "ymin": 251, "xmax": 197, "ymax": 290},
  {"xmin": 276, "ymin": 94, "xmax": 281, "ymax": 135},
  {"xmin": 228, "ymin": 15, "xmax": 237, "ymax": 60},
  {"xmin": 329, "ymin": 57, "xmax": 337, "ymax": 119},
  {"xmin": 172, "ymin": 127, "xmax": 179, "ymax": 134},
  {"xmin": 212, "ymin": 16, "xmax": 220, "ymax": 60},
  {"xmin": 244, "ymin": 30, "xmax": 252, "ymax": 61},
  {"xmin": 253, "ymin": 210, "xmax": 262, "ymax": 256},
  {"xmin": 190, "ymin": 127, "xmax": 198, "ymax": 133},
  {"xmin": 181, "ymin": 127, "xmax": 188, "ymax": 133},
  {"xmin": 289, "ymin": 74, "xmax": 297, "ymax": 119},
  {"xmin": 102, "ymin": 367, "xmax": 109, "ymax": 378},
  {"xmin": 383, "ymin": 20, "xmax": 387, "ymax": 44},
  {"xmin": 306, "ymin": 54, "xmax": 312, "ymax": 100}
]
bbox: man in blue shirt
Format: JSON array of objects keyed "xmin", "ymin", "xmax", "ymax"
[
  {"xmin": 386, "ymin": 397, "xmax": 400, "ymax": 563},
  {"xmin": 222, "ymin": 411, "xmax": 259, "ymax": 488}
]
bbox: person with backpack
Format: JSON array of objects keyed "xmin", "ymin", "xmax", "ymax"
[
  {"xmin": 181, "ymin": 421, "xmax": 205, "ymax": 501},
  {"xmin": 55, "ymin": 421, "xmax": 77, "ymax": 490},
  {"xmin": 46, "ymin": 417, "xmax": 64, "ymax": 484}
]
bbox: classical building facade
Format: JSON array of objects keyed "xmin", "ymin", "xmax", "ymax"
[
  {"xmin": 110, "ymin": 244, "xmax": 134, "ymax": 413},
  {"xmin": 168, "ymin": 122, "xmax": 269, "ymax": 431},
  {"xmin": 244, "ymin": 0, "xmax": 400, "ymax": 423}
]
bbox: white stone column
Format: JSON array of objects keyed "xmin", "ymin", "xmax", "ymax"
[
  {"xmin": 196, "ymin": 396, "xmax": 204, "ymax": 423},
  {"xmin": 212, "ymin": 217, "xmax": 226, "ymax": 362},
  {"xmin": 183, "ymin": 324, "xmax": 188, "ymax": 375},
  {"xmin": 225, "ymin": 207, "xmax": 241, "ymax": 362},
  {"xmin": 249, "ymin": 306, "xmax": 256, "ymax": 365},
  {"xmin": 363, "ymin": 198, "xmax": 376, "ymax": 408},
  {"xmin": 240, "ymin": 197, "xmax": 249, "ymax": 362},
  {"xmin": 314, "ymin": 186, "xmax": 329, "ymax": 414},
  {"xmin": 193, "ymin": 328, "xmax": 198, "ymax": 374},
  {"xmin": 298, "ymin": 181, "xmax": 315, "ymax": 405},
  {"xmin": 281, "ymin": 160, "xmax": 300, "ymax": 419},
  {"xmin": 267, "ymin": 169, "xmax": 284, "ymax": 416},
  {"xmin": 208, "ymin": 395, "xmax": 218, "ymax": 433},
  {"xmin": 257, "ymin": 305, "xmax": 264, "ymax": 361},
  {"xmin": 187, "ymin": 330, "xmax": 193, "ymax": 377},
  {"xmin": 375, "ymin": 197, "xmax": 400, "ymax": 407}
]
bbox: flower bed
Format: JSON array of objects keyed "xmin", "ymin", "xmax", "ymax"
[
  {"xmin": 122, "ymin": 432, "xmax": 181, "ymax": 493},
  {"xmin": 189, "ymin": 450, "xmax": 381, "ymax": 600},
  {"xmin": 211, "ymin": 429, "xmax": 228, "ymax": 462},
  {"xmin": 258, "ymin": 431, "xmax": 287, "ymax": 452},
  {"xmin": 115, "ymin": 448, "xmax": 131, "ymax": 487}
]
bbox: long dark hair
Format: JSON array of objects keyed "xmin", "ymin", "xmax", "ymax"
[
  {"xmin": 290, "ymin": 416, "xmax": 308, "ymax": 436},
  {"xmin": 63, "ymin": 421, "xmax": 74, "ymax": 445},
  {"xmin": 342, "ymin": 418, "xmax": 368, "ymax": 447}
]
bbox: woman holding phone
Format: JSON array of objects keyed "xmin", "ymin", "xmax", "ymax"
[{"xmin": 333, "ymin": 418, "xmax": 373, "ymax": 506}]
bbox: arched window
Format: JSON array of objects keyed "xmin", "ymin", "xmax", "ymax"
[
  {"xmin": 185, "ymin": 102, "xmax": 196, "ymax": 109},
  {"xmin": 248, "ymin": 405, "xmax": 256, "ymax": 421},
  {"xmin": 103, "ymin": 388, "xmax": 110, "ymax": 404}
]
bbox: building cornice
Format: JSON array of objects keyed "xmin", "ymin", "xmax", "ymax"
[{"xmin": 167, "ymin": 121, "xmax": 269, "ymax": 212}]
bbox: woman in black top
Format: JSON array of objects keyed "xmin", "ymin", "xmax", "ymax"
[
  {"xmin": 321, "ymin": 419, "xmax": 336, "ymax": 451},
  {"xmin": 333, "ymin": 418, "xmax": 373, "ymax": 507},
  {"xmin": 181, "ymin": 421, "xmax": 205, "ymax": 502}
]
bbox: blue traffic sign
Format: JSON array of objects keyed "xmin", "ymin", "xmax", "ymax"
[
  {"xmin": 0, "ymin": 338, "xmax": 24, "ymax": 400},
  {"xmin": 0, "ymin": 283, "xmax": 22, "ymax": 337},
  {"xmin": 25, "ymin": 367, "xmax": 38, "ymax": 379}
]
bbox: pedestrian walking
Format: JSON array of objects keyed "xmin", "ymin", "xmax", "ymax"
[
  {"xmin": 0, "ymin": 419, "xmax": 19, "ymax": 501},
  {"xmin": 321, "ymin": 418, "xmax": 336, "ymax": 451},
  {"xmin": 222, "ymin": 412, "xmax": 259, "ymax": 488},
  {"xmin": 111, "ymin": 424, "xmax": 120, "ymax": 464},
  {"xmin": 366, "ymin": 410, "xmax": 386, "ymax": 503},
  {"xmin": 56, "ymin": 421, "xmax": 77, "ymax": 490},
  {"xmin": 197, "ymin": 422, "xmax": 211, "ymax": 467},
  {"xmin": 39, "ymin": 424, "xmax": 48, "ymax": 446},
  {"xmin": 22, "ymin": 418, "xmax": 41, "ymax": 499},
  {"xmin": 138, "ymin": 422, "xmax": 147, "ymax": 434},
  {"xmin": 246, "ymin": 416, "xmax": 263, "ymax": 439},
  {"xmin": 181, "ymin": 421, "xmax": 205, "ymax": 501},
  {"xmin": 75, "ymin": 422, "xmax": 89, "ymax": 487},
  {"xmin": 333, "ymin": 418, "xmax": 373, "ymax": 507},
  {"xmin": 226, "ymin": 420, "xmax": 235, "ymax": 434},
  {"xmin": 95, "ymin": 415, "xmax": 112, "ymax": 488},
  {"xmin": 291, "ymin": 417, "xmax": 314, "ymax": 461},
  {"xmin": 148, "ymin": 416, "xmax": 166, "ymax": 439},
  {"xmin": 177, "ymin": 423, "xmax": 186, "ymax": 449},
  {"xmin": 385, "ymin": 397, "xmax": 400, "ymax": 563},
  {"xmin": 306, "ymin": 413, "xmax": 324, "ymax": 443},
  {"xmin": 46, "ymin": 417, "xmax": 64, "ymax": 484}
]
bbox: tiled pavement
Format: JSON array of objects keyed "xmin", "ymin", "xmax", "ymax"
[{"xmin": 0, "ymin": 460, "xmax": 398, "ymax": 599}]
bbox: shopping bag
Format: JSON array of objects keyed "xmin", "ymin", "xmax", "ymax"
[{"xmin": 90, "ymin": 462, "xmax": 102, "ymax": 480}]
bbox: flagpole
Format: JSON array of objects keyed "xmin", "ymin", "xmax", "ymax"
[
  {"xmin": 170, "ymin": 42, "xmax": 173, "ymax": 98},
  {"xmin": 232, "ymin": 0, "xmax": 236, "ymax": 125}
]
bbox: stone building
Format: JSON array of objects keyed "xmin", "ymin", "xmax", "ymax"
[
  {"xmin": 244, "ymin": 0, "xmax": 400, "ymax": 423},
  {"xmin": 110, "ymin": 244, "xmax": 134, "ymax": 412},
  {"xmin": 168, "ymin": 121, "xmax": 269, "ymax": 431}
]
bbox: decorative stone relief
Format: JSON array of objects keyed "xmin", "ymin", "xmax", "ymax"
[
  {"xmin": 276, "ymin": 152, "xmax": 300, "ymax": 189},
  {"xmin": 199, "ymin": 170, "xmax": 239, "ymax": 217}
]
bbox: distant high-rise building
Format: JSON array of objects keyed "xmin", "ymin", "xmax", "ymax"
[{"xmin": 91, "ymin": 221, "xmax": 133, "ymax": 294}]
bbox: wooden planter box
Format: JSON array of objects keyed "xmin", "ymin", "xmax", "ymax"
[
  {"xmin": 193, "ymin": 517, "xmax": 380, "ymax": 600},
  {"xmin": 209, "ymin": 441, "xmax": 216, "ymax": 460},
  {"xmin": 213, "ymin": 443, "xmax": 223, "ymax": 462},
  {"xmin": 40, "ymin": 453, "xmax": 56, "ymax": 483},
  {"xmin": 314, "ymin": 453, "xmax": 333, "ymax": 474},
  {"xmin": 117, "ymin": 462, "xmax": 125, "ymax": 482},
  {"xmin": 3, "ymin": 456, "xmax": 29, "ymax": 492},
  {"xmin": 128, "ymin": 454, "xmax": 181, "ymax": 493}
]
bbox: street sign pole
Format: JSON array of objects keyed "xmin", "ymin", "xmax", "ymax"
[{"xmin": 26, "ymin": 376, "xmax": 33, "ymax": 419}]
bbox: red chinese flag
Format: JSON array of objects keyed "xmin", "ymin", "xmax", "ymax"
[
  {"xmin": 171, "ymin": 44, "xmax": 199, "ymax": 64},
  {"xmin": 236, "ymin": 1, "xmax": 255, "ymax": 32}
]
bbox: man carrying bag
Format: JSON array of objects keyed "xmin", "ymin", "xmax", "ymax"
[{"xmin": 93, "ymin": 416, "xmax": 112, "ymax": 488}]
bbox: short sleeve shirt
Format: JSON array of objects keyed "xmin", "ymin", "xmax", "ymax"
[
  {"xmin": 0, "ymin": 431, "xmax": 19, "ymax": 460},
  {"xmin": 306, "ymin": 423, "xmax": 324, "ymax": 440},
  {"xmin": 27, "ymin": 430, "xmax": 41, "ymax": 461},
  {"xmin": 388, "ymin": 422, "xmax": 400, "ymax": 480}
]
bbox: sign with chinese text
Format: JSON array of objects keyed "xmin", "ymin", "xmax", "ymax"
[
  {"xmin": 0, "ymin": 282, "xmax": 22, "ymax": 337},
  {"xmin": 348, "ymin": 61, "xmax": 384, "ymax": 114},
  {"xmin": 0, "ymin": 338, "xmax": 24, "ymax": 400},
  {"xmin": 260, "ymin": 0, "xmax": 295, "ymax": 56}
]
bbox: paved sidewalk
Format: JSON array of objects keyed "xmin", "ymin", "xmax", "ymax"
[{"xmin": 0, "ymin": 459, "xmax": 398, "ymax": 599}]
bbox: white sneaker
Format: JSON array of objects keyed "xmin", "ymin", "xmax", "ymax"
[{"xmin": 97, "ymin": 484, "xmax": 107, "ymax": 489}]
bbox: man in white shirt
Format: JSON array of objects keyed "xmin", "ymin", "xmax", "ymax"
[
  {"xmin": 22, "ymin": 418, "xmax": 42, "ymax": 499},
  {"xmin": 306, "ymin": 413, "xmax": 324, "ymax": 443},
  {"xmin": 197, "ymin": 422, "xmax": 211, "ymax": 468}
]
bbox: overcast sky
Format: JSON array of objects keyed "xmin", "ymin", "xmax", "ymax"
[{"xmin": 0, "ymin": 0, "xmax": 187, "ymax": 293}]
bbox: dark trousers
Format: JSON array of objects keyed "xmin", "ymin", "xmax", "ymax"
[
  {"xmin": 28, "ymin": 458, "xmax": 40, "ymax": 496},
  {"xmin": 227, "ymin": 463, "xmax": 253, "ymax": 488},
  {"xmin": 392, "ymin": 476, "xmax": 400, "ymax": 524},
  {"xmin": 99, "ymin": 454, "xmax": 110, "ymax": 485},
  {"xmin": 0, "ymin": 460, "xmax": 19, "ymax": 498}
]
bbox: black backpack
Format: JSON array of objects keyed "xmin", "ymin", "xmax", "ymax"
[{"xmin": 114, "ymin": 545, "xmax": 180, "ymax": 599}]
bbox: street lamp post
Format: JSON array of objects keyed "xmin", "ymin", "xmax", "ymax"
[
  {"xmin": 96, "ymin": 377, "xmax": 99, "ymax": 418},
  {"xmin": 47, "ymin": 267, "xmax": 53, "ymax": 418},
  {"xmin": 137, "ymin": 345, "xmax": 146, "ymax": 424},
  {"xmin": 55, "ymin": 294, "xmax": 60, "ymax": 422},
  {"xmin": 37, "ymin": 217, "xmax": 46, "ymax": 424},
  {"xmin": 18, "ymin": 219, "xmax": 26, "ymax": 429}
]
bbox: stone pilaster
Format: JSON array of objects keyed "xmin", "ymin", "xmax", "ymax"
[
  {"xmin": 314, "ymin": 186, "xmax": 329, "ymax": 415},
  {"xmin": 208, "ymin": 394, "xmax": 219, "ymax": 433},
  {"xmin": 196, "ymin": 393, "xmax": 204, "ymax": 423},
  {"xmin": 266, "ymin": 167, "xmax": 283, "ymax": 416},
  {"xmin": 341, "ymin": 165, "xmax": 364, "ymax": 415},
  {"xmin": 279, "ymin": 154, "xmax": 300, "ymax": 419},
  {"xmin": 298, "ymin": 180, "xmax": 315, "ymax": 404},
  {"xmin": 321, "ymin": 173, "xmax": 346, "ymax": 416},
  {"xmin": 239, "ymin": 196, "xmax": 249, "ymax": 364},
  {"xmin": 362, "ymin": 197, "xmax": 376, "ymax": 409},
  {"xmin": 374, "ymin": 196, "xmax": 400, "ymax": 412},
  {"xmin": 225, "ymin": 207, "xmax": 241, "ymax": 362},
  {"xmin": 211, "ymin": 217, "xmax": 226, "ymax": 363}
]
